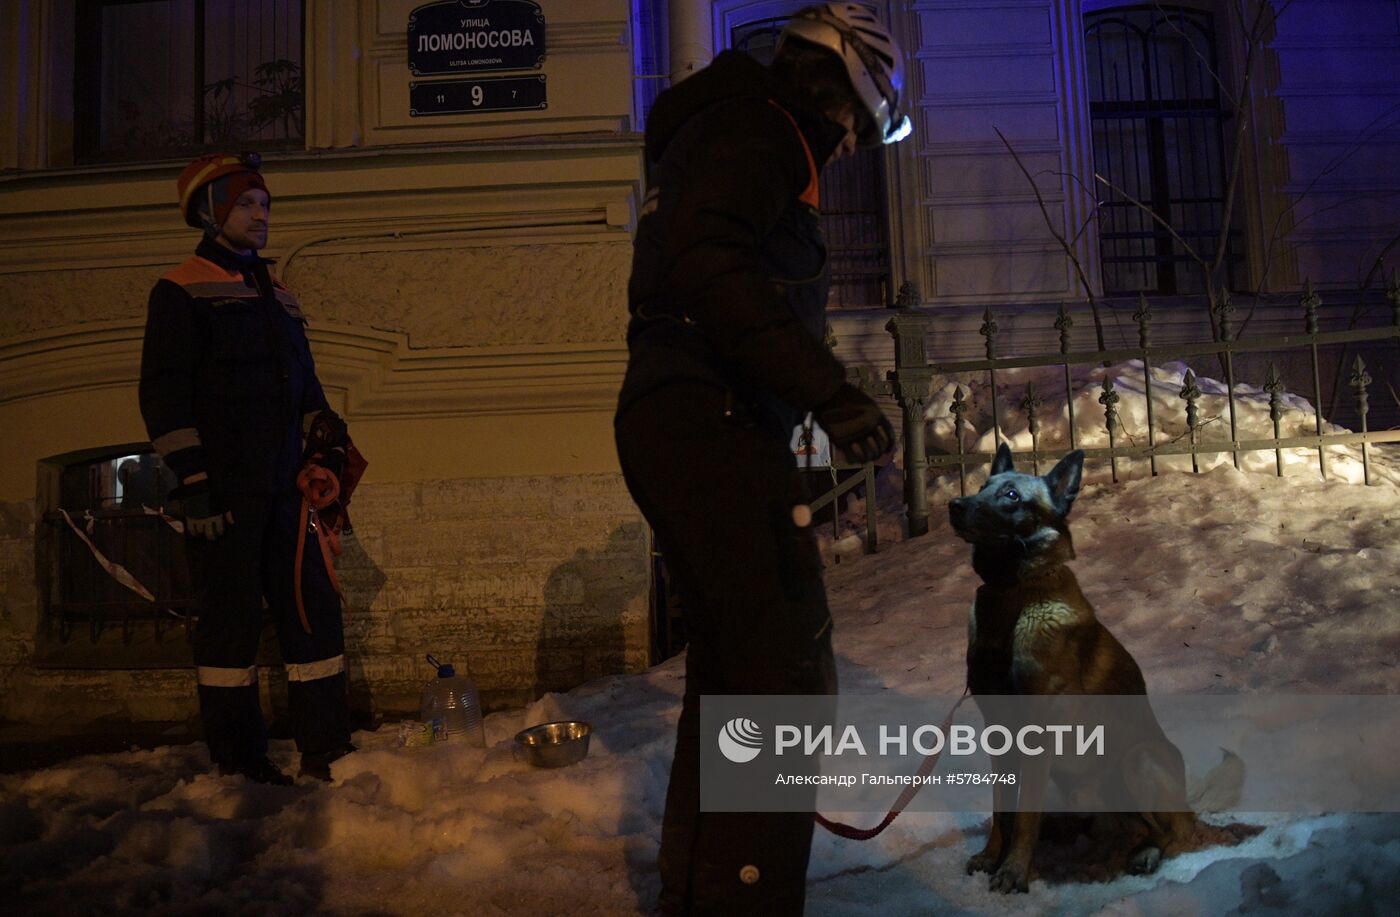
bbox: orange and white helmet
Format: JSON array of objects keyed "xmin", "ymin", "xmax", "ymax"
[{"xmin": 779, "ymin": 4, "xmax": 912, "ymax": 145}]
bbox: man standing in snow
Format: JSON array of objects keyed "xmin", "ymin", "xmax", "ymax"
[
  {"xmin": 139, "ymin": 153, "xmax": 355, "ymax": 784},
  {"xmin": 614, "ymin": 5, "xmax": 910, "ymax": 913}
]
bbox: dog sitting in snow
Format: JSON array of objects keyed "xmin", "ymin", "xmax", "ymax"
[{"xmin": 948, "ymin": 444, "xmax": 1241, "ymax": 894}]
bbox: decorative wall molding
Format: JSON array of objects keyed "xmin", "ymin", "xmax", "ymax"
[
  {"xmin": 306, "ymin": 0, "xmax": 366, "ymax": 149},
  {"xmin": 914, "ymin": 43, "xmax": 1051, "ymax": 59},
  {"xmin": 0, "ymin": 319, "xmax": 628, "ymax": 418},
  {"xmin": 0, "ymin": 143, "xmax": 644, "ymax": 275}
]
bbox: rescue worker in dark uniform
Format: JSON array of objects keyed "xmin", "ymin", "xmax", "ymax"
[
  {"xmin": 614, "ymin": 6, "xmax": 912, "ymax": 914},
  {"xmin": 140, "ymin": 153, "xmax": 354, "ymax": 784}
]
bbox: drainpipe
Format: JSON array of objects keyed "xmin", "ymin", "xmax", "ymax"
[{"xmin": 669, "ymin": 0, "xmax": 713, "ymax": 84}]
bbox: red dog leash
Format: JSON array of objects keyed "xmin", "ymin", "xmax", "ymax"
[
  {"xmin": 294, "ymin": 462, "xmax": 346, "ymax": 634},
  {"xmin": 816, "ymin": 688, "xmax": 970, "ymax": 840}
]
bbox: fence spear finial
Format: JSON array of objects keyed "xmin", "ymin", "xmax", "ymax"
[
  {"xmin": 1134, "ymin": 293, "xmax": 1152, "ymax": 349},
  {"xmin": 1302, "ymin": 279, "xmax": 1321, "ymax": 334},
  {"xmin": 1351, "ymin": 355, "xmax": 1374, "ymax": 485},
  {"xmin": 1181, "ymin": 369, "xmax": 1200, "ymax": 431},
  {"xmin": 1214, "ymin": 288, "xmax": 1235, "ymax": 342},
  {"xmin": 980, "ymin": 307, "xmax": 998, "ymax": 359},
  {"xmin": 1054, "ymin": 302, "xmax": 1073, "ymax": 355},
  {"xmin": 1099, "ymin": 376, "xmax": 1121, "ymax": 482},
  {"xmin": 951, "ymin": 386, "xmax": 969, "ymax": 496},
  {"xmin": 1264, "ymin": 362, "xmax": 1287, "ymax": 475},
  {"xmin": 1022, "ymin": 382, "xmax": 1042, "ymax": 437},
  {"xmin": 1180, "ymin": 369, "xmax": 1202, "ymax": 474},
  {"xmin": 1351, "ymin": 354, "xmax": 1371, "ymax": 420},
  {"xmin": 1099, "ymin": 376, "xmax": 1121, "ymax": 436},
  {"xmin": 951, "ymin": 385, "xmax": 968, "ymax": 423},
  {"xmin": 1022, "ymin": 381, "xmax": 1043, "ymax": 473},
  {"xmin": 1264, "ymin": 362, "xmax": 1285, "ymax": 424}
]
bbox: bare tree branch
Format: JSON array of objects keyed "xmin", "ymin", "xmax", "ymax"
[
  {"xmin": 1092, "ymin": 171, "xmax": 1210, "ymax": 277},
  {"xmin": 995, "ymin": 126, "xmax": 1108, "ymax": 350}
]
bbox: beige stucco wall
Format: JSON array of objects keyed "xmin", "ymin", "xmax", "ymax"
[{"xmin": 289, "ymin": 242, "xmax": 633, "ymax": 348}]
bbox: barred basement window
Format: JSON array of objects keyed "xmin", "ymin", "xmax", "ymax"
[
  {"xmin": 731, "ymin": 15, "xmax": 894, "ymax": 309},
  {"xmin": 74, "ymin": 0, "xmax": 304, "ymax": 164},
  {"xmin": 1085, "ymin": 5, "xmax": 1243, "ymax": 295},
  {"xmin": 36, "ymin": 445, "xmax": 194, "ymax": 662}
]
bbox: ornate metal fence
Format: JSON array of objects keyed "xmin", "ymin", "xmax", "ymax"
[{"xmin": 879, "ymin": 282, "xmax": 1400, "ymax": 537}]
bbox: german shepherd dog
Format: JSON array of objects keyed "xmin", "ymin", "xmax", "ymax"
[{"xmin": 948, "ymin": 444, "xmax": 1241, "ymax": 894}]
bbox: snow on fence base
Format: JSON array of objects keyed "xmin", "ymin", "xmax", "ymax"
[{"xmin": 861, "ymin": 284, "xmax": 1400, "ymax": 536}]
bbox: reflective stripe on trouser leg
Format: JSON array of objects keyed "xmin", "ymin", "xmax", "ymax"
[
  {"xmin": 285, "ymin": 656, "xmax": 349, "ymax": 756},
  {"xmin": 268, "ymin": 495, "xmax": 352, "ymax": 758},
  {"xmin": 285, "ymin": 654, "xmax": 345, "ymax": 683},
  {"xmin": 194, "ymin": 666, "xmax": 265, "ymax": 767},
  {"xmin": 186, "ymin": 495, "xmax": 273, "ymax": 768}
]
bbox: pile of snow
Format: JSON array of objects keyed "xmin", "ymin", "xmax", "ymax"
[
  {"xmin": 923, "ymin": 359, "xmax": 1397, "ymax": 485},
  {"xmin": 3, "ymin": 362, "xmax": 1399, "ymax": 915}
]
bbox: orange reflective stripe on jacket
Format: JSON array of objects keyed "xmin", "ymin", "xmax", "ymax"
[
  {"xmin": 163, "ymin": 255, "xmax": 302, "ymax": 309},
  {"xmin": 766, "ymin": 100, "xmax": 820, "ymax": 210}
]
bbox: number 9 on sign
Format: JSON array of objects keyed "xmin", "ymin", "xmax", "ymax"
[{"xmin": 409, "ymin": 76, "xmax": 546, "ymax": 117}]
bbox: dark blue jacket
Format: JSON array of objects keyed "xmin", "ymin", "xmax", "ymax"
[{"xmin": 139, "ymin": 237, "xmax": 329, "ymax": 499}]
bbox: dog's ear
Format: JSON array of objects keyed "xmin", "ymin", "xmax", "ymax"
[
  {"xmin": 990, "ymin": 442, "xmax": 1015, "ymax": 477},
  {"xmin": 1045, "ymin": 449, "xmax": 1084, "ymax": 515}
]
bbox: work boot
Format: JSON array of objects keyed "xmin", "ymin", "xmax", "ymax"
[
  {"xmin": 300, "ymin": 742, "xmax": 357, "ymax": 782},
  {"xmin": 218, "ymin": 756, "xmax": 294, "ymax": 786}
]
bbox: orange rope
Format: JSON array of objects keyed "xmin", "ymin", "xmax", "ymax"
[
  {"xmin": 294, "ymin": 463, "xmax": 345, "ymax": 634},
  {"xmin": 815, "ymin": 689, "xmax": 970, "ymax": 840}
]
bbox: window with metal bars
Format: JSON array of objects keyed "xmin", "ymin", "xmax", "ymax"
[
  {"xmin": 1085, "ymin": 5, "xmax": 1243, "ymax": 295},
  {"xmin": 731, "ymin": 16, "xmax": 893, "ymax": 309},
  {"xmin": 37, "ymin": 446, "xmax": 195, "ymax": 651},
  {"xmin": 74, "ymin": 0, "xmax": 304, "ymax": 164}
]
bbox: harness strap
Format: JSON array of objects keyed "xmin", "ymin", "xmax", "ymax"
[
  {"xmin": 295, "ymin": 463, "xmax": 345, "ymax": 634},
  {"xmin": 767, "ymin": 100, "xmax": 820, "ymax": 210},
  {"xmin": 816, "ymin": 688, "xmax": 970, "ymax": 840}
]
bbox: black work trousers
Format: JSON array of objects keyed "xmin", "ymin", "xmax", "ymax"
[
  {"xmin": 187, "ymin": 492, "xmax": 350, "ymax": 768},
  {"xmin": 616, "ymin": 383, "xmax": 838, "ymax": 917}
]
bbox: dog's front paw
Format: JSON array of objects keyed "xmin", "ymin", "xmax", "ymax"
[
  {"xmin": 1128, "ymin": 843, "xmax": 1163, "ymax": 875},
  {"xmin": 965, "ymin": 849, "xmax": 1001, "ymax": 875},
  {"xmin": 988, "ymin": 862, "xmax": 1030, "ymax": 894}
]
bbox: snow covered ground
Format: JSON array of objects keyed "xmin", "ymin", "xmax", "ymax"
[{"xmin": 3, "ymin": 361, "xmax": 1399, "ymax": 916}]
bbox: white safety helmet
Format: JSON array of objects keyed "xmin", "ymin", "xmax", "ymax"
[{"xmin": 778, "ymin": 3, "xmax": 912, "ymax": 145}]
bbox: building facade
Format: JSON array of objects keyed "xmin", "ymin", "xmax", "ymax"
[{"xmin": 2, "ymin": 0, "xmax": 1397, "ymax": 724}]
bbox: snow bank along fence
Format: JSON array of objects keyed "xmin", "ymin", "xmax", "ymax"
[{"xmin": 878, "ymin": 282, "xmax": 1400, "ymax": 538}]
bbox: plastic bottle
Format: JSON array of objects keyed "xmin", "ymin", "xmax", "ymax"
[{"xmin": 419, "ymin": 654, "xmax": 486, "ymax": 747}]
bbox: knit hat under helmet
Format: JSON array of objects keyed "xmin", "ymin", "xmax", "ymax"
[{"xmin": 176, "ymin": 152, "xmax": 270, "ymax": 231}]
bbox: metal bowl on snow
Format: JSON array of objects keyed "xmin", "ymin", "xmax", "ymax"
[{"xmin": 514, "ymin": 720, "xmax": 592, "ymax": 768}]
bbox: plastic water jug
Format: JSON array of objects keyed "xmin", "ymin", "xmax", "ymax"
[{"xmin": 420, "ymin": 654, "xmax": 485, "ymax": 747}]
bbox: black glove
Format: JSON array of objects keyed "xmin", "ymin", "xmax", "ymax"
[
  {"xmin": 171, "ymin": 480, "xmax": 230, "ymax": 541},
  {"xmin": 304, "ymin": 410, "xmax": 348, "ymax": 461},
  {"xmin": 813, "ymin": 383, "xmax": 895, "ymax": 465},
  {"xmin": 316, "ymin": 447, "xmax": 347, "ymax": 482}
]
